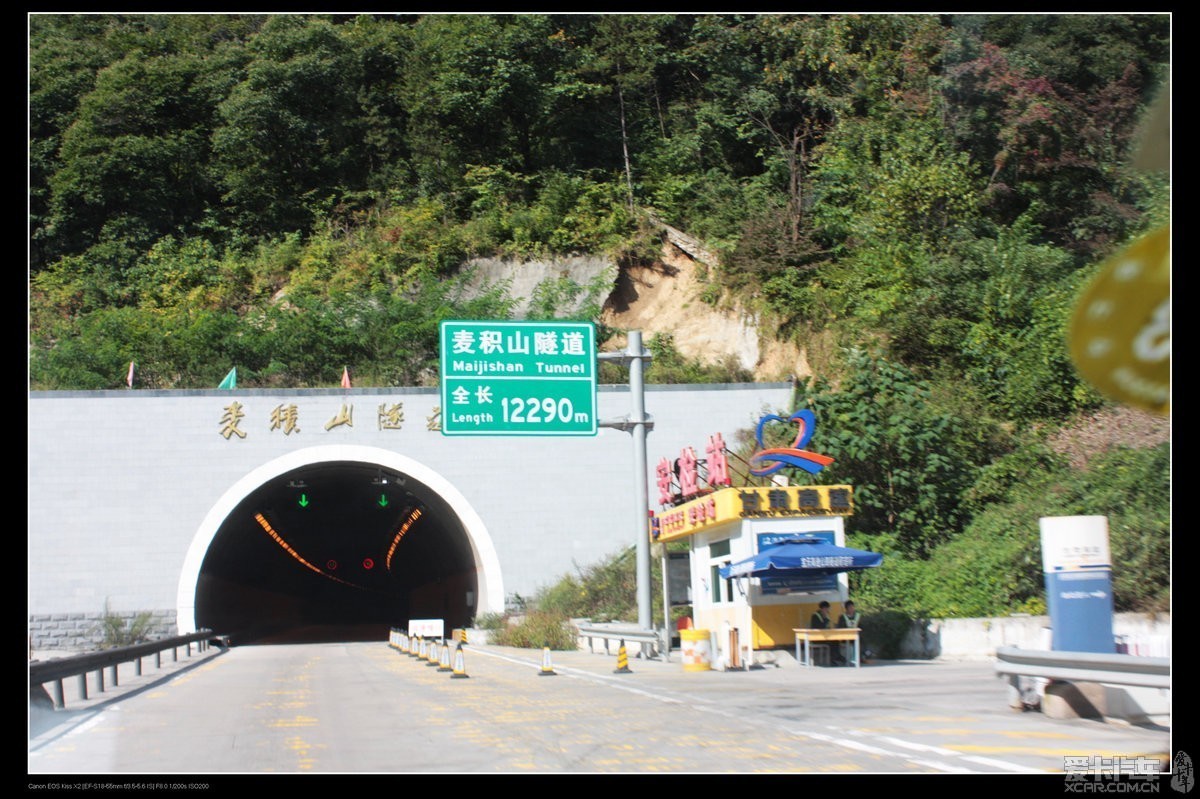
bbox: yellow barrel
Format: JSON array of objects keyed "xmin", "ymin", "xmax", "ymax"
[{"xmin": 680, "ymin": 628, "xmax": 712, "ymax": 672}]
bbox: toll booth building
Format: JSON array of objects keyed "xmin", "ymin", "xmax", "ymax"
[{"xmin": 655, "ymin": 484, "xmax": 854, "ymax": 667}]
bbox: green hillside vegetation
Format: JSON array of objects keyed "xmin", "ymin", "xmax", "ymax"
[{"xmin": 28, "ymin": 14, "xmax": 1170, "ymax": 622}]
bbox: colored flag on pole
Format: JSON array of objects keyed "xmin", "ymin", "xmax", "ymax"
[
  {"xmin": 341, "ymin": 366, "xmax": 351, "ymax": 389},
  {"xmin": 126, "ymin": 361, "xmax": 135, "ymax": 388},
  {"xmin": 218, "ymin": 367, "xmax": 237, "ymax": 390}
]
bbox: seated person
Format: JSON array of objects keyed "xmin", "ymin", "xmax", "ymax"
[
  {"xmin": 834, "ymin": 600, "xmax": 860, "ymax": 665},
  {"xmin": 806, "ymin": 599, "xmax": 835, "ymax": 662},
  {"xmin": 837, "ymin": 600, "xmax": 860, "ymax": 629},
  {"xmin": 807, "ymin": 600, "xmax": 832, "ymax": 664},
  {"xmin": 809, "ymin": 600, "xmax": 831, "ymax": 629}
]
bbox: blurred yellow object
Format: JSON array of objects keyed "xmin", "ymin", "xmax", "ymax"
[
  {"xmin": 1069, "ymin": 225, "xmax": 1170, "ymax": 416},
  {"xmin": 1133, "ymin": 87, "xmax": 1170, "ymax": 173}
]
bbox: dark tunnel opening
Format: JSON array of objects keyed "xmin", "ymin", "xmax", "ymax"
[{"xmin": 194, "ymin": 461, "xmax": 478, "ymax": 645}]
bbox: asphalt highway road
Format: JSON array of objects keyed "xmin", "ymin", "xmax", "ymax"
[{"xmin": 28, "ymin": 638, "xmax": 1172, "ymax": 780}]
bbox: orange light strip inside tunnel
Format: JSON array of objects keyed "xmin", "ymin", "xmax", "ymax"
[
  {"xmin": 253, "ymin": 512, "xmax": 360, "ymax": 587},
  {"xmin": 385, "ymin": 508, "xmax": 423, "ymax": 572}
]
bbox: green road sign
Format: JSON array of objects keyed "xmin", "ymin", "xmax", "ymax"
[{"xmin": 439, "ymin": 320, "xmax": 597, "ymax": 436}]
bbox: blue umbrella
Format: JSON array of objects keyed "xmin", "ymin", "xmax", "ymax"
[{"xmin": 719, "ymin": 537, "xmax": 883, "ymax": 580}]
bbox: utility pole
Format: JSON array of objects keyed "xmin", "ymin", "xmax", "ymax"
[{"xmin": 598, "ymin": 331, "xmax": 654, "ymax": 641}]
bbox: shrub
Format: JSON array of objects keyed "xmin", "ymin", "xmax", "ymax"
[
  {"xmin": 643, "ymin": 334, "xmax": 753, "ymax": 385},
  {"xmin": 533, "ymin": 548, "xmax": 638, "ymax": 622},
  {"xmin": 858, "ymin": 610, "xmax": 913, "ymax": 660},
  {"xmin": 474, "ymin": 611, "xmax": 506, "ymax": 631},
  {"xmin": 95, "ymin": 601, "xmax": 154, "ymax": 649},
  {"xmin": 489, "ymin": 611, "xmax": 577, "ymax": 650}
]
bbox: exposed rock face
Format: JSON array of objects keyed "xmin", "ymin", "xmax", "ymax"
[
  {"xmin": 1043, "ymin": 405, "xmax": 1170, "ymax": 470},
  {"xmin": 460, "ymin": 255, "xmax": 618, "ymax": 320},
  {"xmin": 459, "ymin": 230, "xmax": 1171, "ymax": 436},
  {"xmin": 600, "ymin": 243, "xmax": 808, "ymax": 382},
  {"xmin": 458, "ymin": 243, "xmax": 808, "ymax": 383}
]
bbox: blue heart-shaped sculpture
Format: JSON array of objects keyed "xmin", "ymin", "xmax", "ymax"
[
  {"xmin": 755, "ymin": 409, "xmax": 816, "ymax": 450},
  {"xmin": 750, "ymin": 409, "xmax": 831, "ymax": 477}
]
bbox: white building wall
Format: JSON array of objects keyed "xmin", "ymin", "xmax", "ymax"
[{"xmin": 28, "ymin": 383, "xmax": 793, "ymax": 624}]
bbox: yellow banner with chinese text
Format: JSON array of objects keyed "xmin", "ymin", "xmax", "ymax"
[{"xmin": 651, "ymin": 485, "xmax": 853, "ymax": 543}]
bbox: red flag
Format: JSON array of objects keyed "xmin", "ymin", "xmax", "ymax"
[
  {"xmin": 126, "ymin": 361, "xmax": 135, "ymax": 388},
  {"xmin": 341, "ymin": 366, "xmax": 351, "ymax": 389}
]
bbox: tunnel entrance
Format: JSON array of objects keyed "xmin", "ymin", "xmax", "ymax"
[{"xmin": 193, "ymin": 460, "xmax": 479, "ymax": 646}]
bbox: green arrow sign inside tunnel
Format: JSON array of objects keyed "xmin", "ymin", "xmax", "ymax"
[
  {"xmin": 378, "ymin": 494, "xmax": 389, "ymax": 508},
  {"xmin": 298, "ymin": 494, "xmax": 310, "ymax": 508}
]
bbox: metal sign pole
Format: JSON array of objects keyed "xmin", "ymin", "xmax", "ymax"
[
  {"xmin": 661, "ymin": 548, "xmax": 670, "ymax": 661},
  {"xmin": 629, "ymin": 331, "xmax": 652, "ymax": 634},
  {"xmin": 598, "ymin": 331, "xmax": 654, "ymax": 652}
]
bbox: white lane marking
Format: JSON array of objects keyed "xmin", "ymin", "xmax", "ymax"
[
  {"xmin": 467, "ymin": 648, "xmax": 686, "ymax": 703},
  {"xmin": 875, "ymin": 736, "xmax": 962, "ymax": 756},
  {"xmin": 910, "ymin": 758, "xmax": 978, "ymax": 773},
  {"xmin": 802, "ymin": 730, "xmax": 896, "ymax": 756},
  {"xmin": 838, "ymin": 725, "xmax": 1037, "ymax": 773},
  {"xmin": 28, "ymin": 705, "xmax": 116, "ymax": 756},
  {"xmin": 802, "ymin": 730, "xmax": 977, "ymax": 772},
  {"xmin": 466, "ymin": 648, "xmax": 1032, "ymax": 774}
]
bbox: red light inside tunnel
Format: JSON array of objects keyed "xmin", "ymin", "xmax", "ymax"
[{"xmin": 362, "ymin": 558, "xmax": 375, "ymax": 570}]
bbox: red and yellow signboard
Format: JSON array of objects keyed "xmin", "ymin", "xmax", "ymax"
[{"xmin": 651, "ymin": 485, "xmax": 853, "ymax": 543}]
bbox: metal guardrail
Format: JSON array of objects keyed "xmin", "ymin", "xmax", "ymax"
[
  {"xmin": 576, "ymin": 625, "xmax": 663, "ymax": 657},
  {"xmin": 994, "ymin": 646, "xmax": 1170, "ymax": 709},
  {"xmin": 30, "ymin": 630, "xmax": 221, "ymax": 709}
]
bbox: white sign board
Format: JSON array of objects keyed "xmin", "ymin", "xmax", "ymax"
[
  {"xmin": 1039, "ymin": 515, "xmax": 1112, "ymax": 572},
  {"xmin": 408, "ymin": 618, "xmax": 445, "ymax": 638}
]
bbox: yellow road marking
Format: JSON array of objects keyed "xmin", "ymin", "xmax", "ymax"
[
  {"xmin": 950, "ymin": 744, "xmax": 1157, "ymax": 756},
  {"xmin": 267, "ymin": 716, "xmax": 319, "ymax": 728},
  {"xmin": 997, "ymin": 730, "xmax": 1074, "ymax": 739},
  {"xmin": 892, "ymin": 727, "xmax": 1075, "ymax": 738}
]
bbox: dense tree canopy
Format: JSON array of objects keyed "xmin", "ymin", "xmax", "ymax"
[{"xmin": 28, "ymin": 13, "xmax": 1170, "ymax": 613}]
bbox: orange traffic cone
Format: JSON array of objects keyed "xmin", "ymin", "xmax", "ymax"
[
  {"xmin": 539, "ymin": 644, "xmax": 557, "ymax": 676},
  {"xmin": 426, "ymin": 638, "xmax": 442, "ymax": 666},
  {"xmin": 451, "ymin": 643, "xmax": 470, "ymax": 679},
  {"xmin": 438, "ymin": 640, "xmax": 453, "ymax": 672}
]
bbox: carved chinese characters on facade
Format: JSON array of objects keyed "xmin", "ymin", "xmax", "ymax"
[
  {"xmin": 219, "ymin": 402, "xmax": 247, "ymax": 440},
  {"xmin": 378, "ymin": 403, "xmax": 404, "ymax": 430},
  {"xmin": 324, "ymin": 404, "xmax": 354, "ymax": 431},
  {"xmin": 219, "ymin": 401, "xmax": 414, "ymax": 439},
  {"xmin": 269, "ymin": 404, "xmax": 301, "ymax": 435}
]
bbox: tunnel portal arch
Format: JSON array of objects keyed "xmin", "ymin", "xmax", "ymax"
[{"xmin": 176, "ymin": 445, "xmax": 503, "ymax": 637}]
